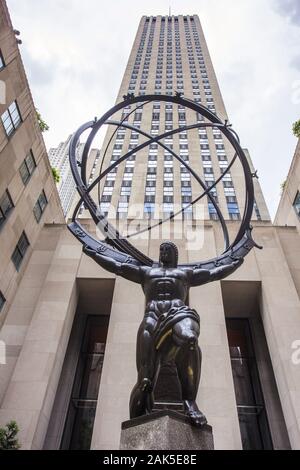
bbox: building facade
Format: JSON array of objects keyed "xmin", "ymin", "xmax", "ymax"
[
  {"xmin": 1, "ymin": 11, "xmax": 300, "ymax": 451},
  {"xmin": 275, "ymin": 138, "xmax": 300, "ymax": 232},
  {"xmin": 48, "ymin": 135, "xmax": 100, "ymax": 218},
  {"xmin": 0, "ymin": 0, "xmax": 64, "ymax": 328}
]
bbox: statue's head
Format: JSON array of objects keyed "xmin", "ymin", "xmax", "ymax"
[{"xmin": 159, "ymin": 241, "xmax": 178, "ymax": 268}]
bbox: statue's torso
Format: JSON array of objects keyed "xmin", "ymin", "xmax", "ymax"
[{"xmin": 143, "ymin": 267, "xmax": 189, "ymax": 305}]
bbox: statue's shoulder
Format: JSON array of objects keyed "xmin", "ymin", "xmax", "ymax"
[{"xmin": 143, "ymin": 266, "xmax": 161, "ymax": 277}]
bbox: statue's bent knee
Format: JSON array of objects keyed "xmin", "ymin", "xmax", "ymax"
[{"xmin": 172, "ymin": 317, "xmax": 200, "ymax": 347}]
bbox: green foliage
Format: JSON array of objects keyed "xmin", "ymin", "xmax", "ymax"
[
  {"xmin": 51, "ymin": 167, "xmax": 60, "ymax": 184},
  {"xmin": 293, "ymin": 119, "xmax": 300, "ymax": 138},
  {"xmin": 0, "ymin": 421, "xmax": 20, "ymax": 450},
  {"xmin": 281, "ymin": 179, "xmax": 287, "ymax": 194},
  {"xmin": 36, "ymin": 108, "xmax": 49, "ymax": 133}
]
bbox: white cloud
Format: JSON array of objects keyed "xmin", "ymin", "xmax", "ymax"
[{"xmin": 6, "ymin": 0, "xmax": 300, "ymax": 218}]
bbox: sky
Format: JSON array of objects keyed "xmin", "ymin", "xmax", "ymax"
[{"xmin": 6, "ymin": 0, "xmax": 300, "ymax": 219}]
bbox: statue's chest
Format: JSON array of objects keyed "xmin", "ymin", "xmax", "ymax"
[{"xmin": 146, "ymin": 269, "xmax": 186, "ymax": 291}]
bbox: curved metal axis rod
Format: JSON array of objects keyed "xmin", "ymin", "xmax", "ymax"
[
  {"xmin": 68, "ymin": 93, "xmax": 255, "ymax": 268},
  {"xmin": 97, "ymin": 119, "xmax": 230, "ymax": 250},
  {"xmin": 73, "ymin": 118, "xmax": 242, "ymax": 252}
]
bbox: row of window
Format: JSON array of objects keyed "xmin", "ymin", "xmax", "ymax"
[{"xmin": 0, "ymin": 187, "xmax": 47, "ymax": 229}]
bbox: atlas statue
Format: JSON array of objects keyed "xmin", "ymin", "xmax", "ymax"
[
  {"xmin": 83, "ymin": 241, "xmax": 242, "ymax": 426},
  {"xmin": 67, "ymin": 93, "xmax": 260, "ymax": 427}
]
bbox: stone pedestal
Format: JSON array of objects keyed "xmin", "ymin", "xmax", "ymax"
[{"xmin": 120, "ymin": 410, "xmax": 214, "ymax": 450}]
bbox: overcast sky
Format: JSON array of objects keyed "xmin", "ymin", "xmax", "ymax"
[{"xmin": 6, "ymin": 0, "xmax": 300, "ymax": 218}]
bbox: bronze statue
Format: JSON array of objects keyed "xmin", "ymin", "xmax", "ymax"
[{"xmin": 83, "ymin": 241, "xmax": 242, "ymax": 427}]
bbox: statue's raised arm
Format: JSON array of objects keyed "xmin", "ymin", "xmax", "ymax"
[
  {"xmin": 83, "ymin": 246, "xmax": 143, "ymax": 284},
  {"xmin": 189, "ymin": 258, "xmax": 243, "ymax": 287}
]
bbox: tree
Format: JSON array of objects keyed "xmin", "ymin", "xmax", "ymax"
[
  {"xmin": 293, "ymin": 119, "xmax": 300, "ymax": 138},
  {"xmin": 52, "ymin": 167, "xmax": 60, "ymax": 184},
  {"xmin": 36, "ymin": 108, "xmax": 49, "ymax": 133},
  {"xmin": 0, "ymin": 421, "xmax": 20, "ymax": 450}
]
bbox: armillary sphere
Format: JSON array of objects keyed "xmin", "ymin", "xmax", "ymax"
[{"xmin": 68, "ymin": 93, "xmax": 261, "ymax": 271}]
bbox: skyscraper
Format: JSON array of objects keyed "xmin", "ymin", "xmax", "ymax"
[
  {"xmin": 1, "ymin": 10, "xmax": 300, "ymax": 452},
  {"xmin": 48, "ymin": 136, "xmax": 100, "ymax": 217},
  {"xmin": 95, "ymin": 15, "xmax": 270, "ymax": 224}
]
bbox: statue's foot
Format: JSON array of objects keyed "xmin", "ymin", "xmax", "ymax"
[{"xmin": 183, "ymin": 400, "xmax": 207, "ymax": 427}]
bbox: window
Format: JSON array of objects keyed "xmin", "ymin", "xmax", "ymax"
[
  {"xmin": 1, "ymin": 101, "xmax": 22, "ymax": 136},
  {"xmin": 0, "ymin": 190, "xmax": 14, "ymax": 229},
  {"xmin": 0, "ymin": 291, "xmax": 5, "ymax": 312},
  {"xmin": 226, "ymin": 196, "xmax": 237, "ymax": 203},
  {"xmin": 61, "ymin": 315, "xmax": 109, "ymax": 449},
  {"xmin": 33, "ymin": 190, "xmax": 48, "ymax": 222},
  {"xmin": 226, "ymin": 319, "xmax": 273, "ymax": 449},
  {"xmin": 11, "ymin": 231, "xmax": 30, "ymax": 271},
  {"xmin": 254, "ymin": 201, "xmax": 262, "ymax": 221},
  {"xmin": 293, "ymin": 191, "xmax": 300, "ymax": 217},
  {"xmin": 227, "ymin": 202, "xmax": 240, "ymax": 214},
  {"xmin": 0, "ymin": 49, "xmax": 5, "ymax": 70},
  {"xmin": 208, "ymin": 201, "xmax": 218, "ymax": 219},
  {"xmin": 19, "ymin": 151, "xmax": 36, "ymax": 185}
]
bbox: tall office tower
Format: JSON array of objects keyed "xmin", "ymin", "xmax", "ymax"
[
  {"xmin": 48, "ymin": 136, "xmax": 100, "ymax": 218},
  {"xmin": 48, "ymin": 136, "xmax": 83, "ymax": 217},
  {"xmin": 0, "ymin": 0, "xmax": 64, "ymax": 325},
  {"xmin": 96, "ymin": 15, "xmax": 270, "ymax": 224}
]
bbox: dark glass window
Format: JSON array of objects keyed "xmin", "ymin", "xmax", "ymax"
[
  {"xmin": 293, "ymin": 191, "xmax": 300, "ymax": 217},
  {"xmin": 33, "ymin": 190, "xmax": 48, "ymax": 222},
  {"xmin": 0, "ymin": 190, "xmax": 14, "ymax": 229},
  {"xmin": 134, "ymin": 112, "xmax": 142, "ymax": 121},
  {"xmin": 145, "ymin": 195, "xmax": 155, "ymax": 203},
  {"xmin": 254, "ymin": 201, "xmax": 261, "ymax": 221},
  {"xmin": 11, "ymin": 231, "xmax": 30, "ymax": 271},
  {"xmin": 227, "ymin": 202, "xmax": 240, "ymax": 214},
  {"xmin": 0, "ymin": 291, "xmax": 5, "ymax": 312},
  {"xmin": 19, "ymin": 151, "xmax": 36, "ymax": 185},
  {"xmin": 101, "ymin": 195, "xmax": 112, "ymax": 203},
  {"xmin": 61, "ymin": 315, "xmax": 109, "ymax": 450},
  {"xmin": 204, "ymin": 167, "xmax": 213, "ymax": 174},
  {"xmin": 226, "ymin": 319, "xmax": 273, "ymax": 450},
  {"xmin": 223, "ymin": 181, "xmax": 234, "ymax": 188},
  {"xmin": 1, "ymin": 101, "xmax": 22, "ymax": 136},
  {"xmin": 0, "ymin": 49, "xmax": 5, "ymax": 70}
]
